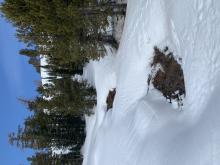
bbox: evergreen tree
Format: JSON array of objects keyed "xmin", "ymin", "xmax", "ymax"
[{"xmin": 1, "ymin": 0, "xmax": 127, "ymax": 163}]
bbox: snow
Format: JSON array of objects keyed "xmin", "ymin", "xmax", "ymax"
[
  {"xmin": 40, "ymin": 55, "xmax": 50, "ymax": 85},
  {"xmin": 113, "ymin": 13, "xmax": 126, "ymax": 43},
  {"xmin": 83, "ymin": 45, "xmax": 117, "ymax": 127},
  {"xmin": 82, "ymin": 0, "xmax": 220, "ymax": 165},
  {"xmin": 51, "ymin": 146, "xmax": 71, "ymax": 155}
]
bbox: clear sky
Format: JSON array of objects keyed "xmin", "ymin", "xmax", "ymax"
[{"xmin": 0, "ymin": 1, "xmax": 40, "ymax": 164}]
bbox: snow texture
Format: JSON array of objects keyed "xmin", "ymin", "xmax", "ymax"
[
  {"xmin": 40, "ymin": 55, "xmax": 50, "ymax": 85},
  {"xmin": 82, "ymin": 0, "xmax": 220, "ymax": 165}
]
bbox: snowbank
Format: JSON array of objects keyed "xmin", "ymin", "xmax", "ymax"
[{"xmin": 82, "ymin": 0, "xmax": 220, "ymax": 165}]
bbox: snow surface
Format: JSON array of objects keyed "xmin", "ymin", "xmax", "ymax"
[
  {"xmin": 82, "ymin": 0, "xmax": 220, "ymax": 165},
  {"xmin": 40, "ymin": 55, "xmax": 50, "ymax": 85}
]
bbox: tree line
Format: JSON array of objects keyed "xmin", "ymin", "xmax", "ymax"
[{"xmin": 1, "ymin": 0, "xmax": 126, "ymax": 164}]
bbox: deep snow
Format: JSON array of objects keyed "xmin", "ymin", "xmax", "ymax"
[{"xmin": 82, "ymin": 0, "xmax": 220, "ymax": 165}]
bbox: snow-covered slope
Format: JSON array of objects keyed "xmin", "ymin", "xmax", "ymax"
[{"xmin": 82, "ymin": 0, "xmax": 220, "ymax": 165}]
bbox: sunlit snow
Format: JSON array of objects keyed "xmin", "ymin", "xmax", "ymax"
[{"xmin": 82, "ymin": 0, "xmax": 220, "ymax": 165}]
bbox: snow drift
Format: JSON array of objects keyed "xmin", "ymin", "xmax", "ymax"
[{"xmin": 82, "ymin": 0, "xmax": 220, "ymax": 165}]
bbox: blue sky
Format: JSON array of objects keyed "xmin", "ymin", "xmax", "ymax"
[{"xmin": 0, "ymin": 1, "xmax": 40, "ymax": 164}]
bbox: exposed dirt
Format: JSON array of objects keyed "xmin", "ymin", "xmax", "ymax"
[
  {"xmin": 148, "ymin": 47, "xmax": 185, "ymax": 106},
  {"xmin": 106, "ymin": 88, "xmax": 116, "ymax": 110}
]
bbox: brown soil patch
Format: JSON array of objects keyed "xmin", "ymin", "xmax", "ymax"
[
  {"xmin": 148, "ymin": 47, "xmax": 185, "ymax": 106},
  {"xmin": 106, "ymin": 88, "xmax": 116, "ymax": 110}
]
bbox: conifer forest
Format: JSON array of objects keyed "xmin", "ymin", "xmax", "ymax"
[{"xmin": 0, "ymin": 0, "xmax": 126, "ymax": 164}]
